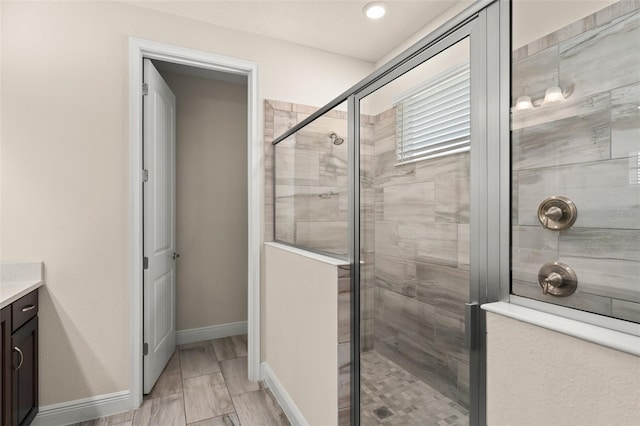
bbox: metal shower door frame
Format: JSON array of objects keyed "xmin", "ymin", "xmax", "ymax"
[{"xmin": 347, "ymin": 1, "xmax": 508, "ymax": 425}]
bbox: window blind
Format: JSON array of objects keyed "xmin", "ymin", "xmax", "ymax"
[{"xmin": 395, "ymin": 60, "xmax": 470, "ymax": 164}]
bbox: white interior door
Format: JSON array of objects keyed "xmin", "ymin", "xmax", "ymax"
[{"xmin": 143, "ymin": 58, "xmax": 177, "ymax": 394}]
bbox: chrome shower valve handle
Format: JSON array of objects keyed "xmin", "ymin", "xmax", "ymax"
[
  {"xmin": 538, "ymin": 262, "xmax": 578, "ymax": 297},
  {"xmin": 542, "ymin": 271, "xmax": 563, "ymax": 295},
  {"xmin": 542, "ymin": 206, "xmax": 563, "ymax": 228},
  {"xmin": 537, "ymin": 196, "xmax": 577, "ymax": 230}
]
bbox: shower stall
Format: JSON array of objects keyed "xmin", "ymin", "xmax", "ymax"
[{"xmin": 268, "ymin": 0, "xmax": 639, "ymax": 424}]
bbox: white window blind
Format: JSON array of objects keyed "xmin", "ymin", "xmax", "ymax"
[{"xmin": 395, "ymin": 60, "xmax": 470, "ymax": 164}]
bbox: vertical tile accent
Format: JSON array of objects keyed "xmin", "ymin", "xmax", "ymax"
[
  {"xmin": 338, "ymin": 406, "xmax": 351, "ymax": 426},
  {"xmin": 338, "ymin": 265, "xmax": 351, "ymax": 343},
  {"xmin": 337, "ymin": 343, "xmax": 351, "ymax": 412}
]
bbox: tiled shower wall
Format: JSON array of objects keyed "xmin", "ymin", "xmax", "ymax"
[
  {"xmin": 511, "ymin": 1, "xmax": 640, "ymax": 322},
  {"xmin": 266, "ymin": 100, "xmax": 351, "ymax": 256},
  {"xmin": 371, "ymin": 108, "xmax": 470, "ymax": 408}
]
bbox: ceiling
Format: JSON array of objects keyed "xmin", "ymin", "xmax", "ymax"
[{"xmin": 127, "ymin": 1, "xmax": 462, "ymax": 63}]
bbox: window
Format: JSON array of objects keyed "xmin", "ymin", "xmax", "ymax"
[{"xmin": 395, "ymin": 60, "xmax": 470, "ymax": 164}]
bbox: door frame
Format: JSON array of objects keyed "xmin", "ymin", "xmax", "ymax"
[{"xmin": 128, "ymin": 38, "xmax": 261, "ymax": 409}]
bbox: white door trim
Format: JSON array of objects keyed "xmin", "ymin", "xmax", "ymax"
[{"xmin": 128, "ymin": 37, "xmax": 261, "ymax": 409}]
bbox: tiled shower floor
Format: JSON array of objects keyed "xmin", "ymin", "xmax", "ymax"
[{"xmin": 360, "ymin": 351, "xmax": 468, "ymax": 426}]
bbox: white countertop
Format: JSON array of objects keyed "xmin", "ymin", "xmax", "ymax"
[{"xmin": 1, "ymin": 262, "xmax": 44, "ymax": 309}]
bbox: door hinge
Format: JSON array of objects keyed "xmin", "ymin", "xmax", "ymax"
[
  {"xmin": 143, "ymin": 257, "xmax": 149, "ymax": 270},
  {"xmin": 142, "ymin": 83, "xmax": 149, "ymax": 96},
  {"xmin": 142, "ymin": 169, "xmax": 149, "ymax": 183},
  {"xmin": 143, "ymin": 342, "xmax": 149, "ymax": 356}
]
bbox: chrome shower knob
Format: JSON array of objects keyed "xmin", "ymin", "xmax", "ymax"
[
  {"xmin": 542, "ymin": 271, "xmax": 563, "ymax": 295},
  {"xmin": 537, "ymin": 196, "xmax": 577, "ymax": 230},
  {"xmin": 538, "ymin": 262, "xmax": 578, "ymax": 297}
]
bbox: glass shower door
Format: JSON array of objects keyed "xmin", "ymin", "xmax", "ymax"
[{"xmin": 356, "ymin": 36, "xmax": 473, "ymax": 426}]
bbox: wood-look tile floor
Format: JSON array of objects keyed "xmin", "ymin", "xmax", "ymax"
[{"xmin": 71, "ymin": 336, "xmax": 290, "ymax": 426}]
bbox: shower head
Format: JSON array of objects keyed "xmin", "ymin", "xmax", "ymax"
[{"xmin": 329, "ymin": 131, "xmax": 344, "ymax": 145}]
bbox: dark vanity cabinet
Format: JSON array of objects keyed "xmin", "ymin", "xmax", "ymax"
[
  {"xmin": 1, "ymin": 306, "xmax": 11, "ymax": 426},
  {"xmin": 1, "ymin": 290, "xmax": 39, "ymax": 426}
]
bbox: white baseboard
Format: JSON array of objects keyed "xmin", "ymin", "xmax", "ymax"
[
  {"xmin": 260, "ymin": 362, "xmax": 308, "ymax": 426},
  {"xmin": 176, "ymin": 321, "xmax": 247, "ymax": 345},
  {"xmin": 32, "ymin": 390, "xmax": 131, "ymax": 426}
]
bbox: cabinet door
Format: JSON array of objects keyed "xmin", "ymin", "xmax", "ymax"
[
  {"xmin": 1, "ymin": 307, "xmax": 11, "ymax": 426},
  {"xmin": 11, "ymin": 317, "xmax": 37, "ymax": 426}
]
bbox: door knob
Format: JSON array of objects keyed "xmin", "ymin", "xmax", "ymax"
[
  {"xmin": 538, "ymin": 196, "xmax": 577, "ymax": 230},
  {"xmin": 538, "ymin": 262, "xmax": 578, "ymax": 297},
  {"xmin": 173, "ymin": 252, "xmax": 181, "ymax": 260}
]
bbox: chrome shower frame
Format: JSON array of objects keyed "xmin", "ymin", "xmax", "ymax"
[{"xmin": 272, "ymin": 1, "xmax": 508, "ymax": 424}]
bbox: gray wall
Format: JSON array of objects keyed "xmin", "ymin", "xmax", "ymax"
[
  {"xmin": 161, "ymin": 70, "xmax": 248, "ymax": 331},
  {"xmin": 511, "ymin": 1, "xmax": 640, "ymax": 322}
]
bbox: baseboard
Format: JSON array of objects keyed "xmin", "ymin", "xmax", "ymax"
[
  {"xmin": 176, "ymin": 321, "xmax": 248, "ymax": 345},
  {"xmin": 260, "ymin": 362, "xmax": 308, "ymax": 426},
  {"xmin": 32, "ymin": 390, "xmax": 131, "ymax": 426}
]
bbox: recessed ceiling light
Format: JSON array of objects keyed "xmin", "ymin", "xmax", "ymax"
[{"xmin": 364, "ymin": 2, "xmax": 386, "ymax": 20}]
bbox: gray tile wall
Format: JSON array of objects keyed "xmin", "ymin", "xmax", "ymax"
[
  {"xmin": 266, "ymin": 100, "xmax": 351, "ymax": 257},
  {"xmin": 370, "ymin": 108, "xmax": 471, "ymax": 408},
  {"xmin": 511, "ymin": 1, "xmax": 640, "ymax": 322}
]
